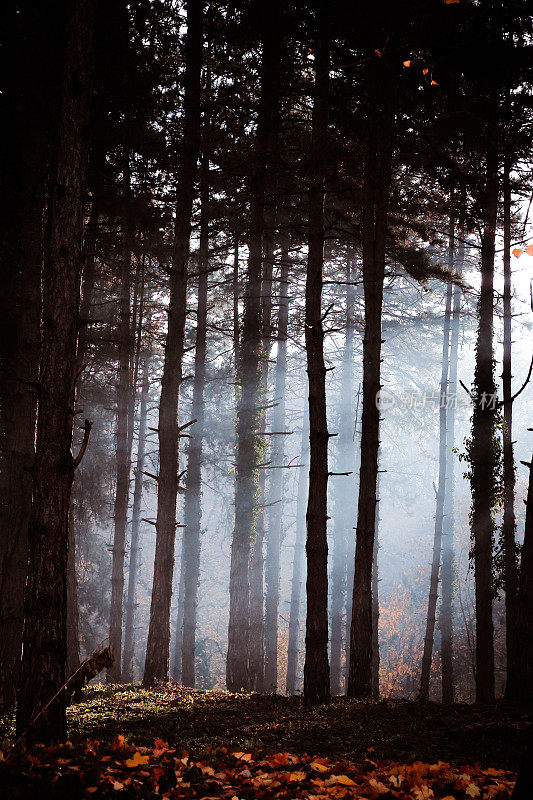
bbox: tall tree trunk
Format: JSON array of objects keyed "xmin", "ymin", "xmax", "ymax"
[
  {"xmin": 348, "ymin": 60, "xmax": 394, "ymax": 699},
  {"xmin": 181, "ymin": 151, "xmax": 210, "ymax": 688},
  {"xmin": 286, "ymin": 412, "xmax": 309, "ymax": 695},
  {"xmin": 502, "ymin": 157, "xmax": 519, "ymax": 701},
  {"xmin": 16, "ymin": 0, "xmax": 95, "ymax": 740},
  {"xmin": 108, "ymin": 152, "xmax": 133, "ymax": 683},
  {"xmin": 248, "ymin": 220, "xmax": 276, "ymax": 693},
  {"xmin": 371, "ymin": 475, "xmax": 380, "ymax": 699},
  {"xmin": 123, "ymin": 352, "xmax": 150, "ymax": 683},
  {"xmin": 330, "ymin": 259, "xmax": 355, "ymax": 695},
  {"xmin": 264, "ymin": 244, "xmax": 290, "ymax": 692},
  {"xmin": 345, "ymin": 383, "xmax": 361, "ymax": 686},
  {"xmin": 303, "ymin": 35, "xmax": 331, "ymax": 706},
  {"xmin": 515, "ymin": 455, "xmax": 533, "ymax": 705},
  {"xmin": 441, "ymin": 225, "xmax": 463, "ymax": 704},
  {"xmin": 469, "ymin": 143, "xmax": 499, "ymax": 705},
  {"xmin": 420, "ymin": 274, "xmax": 452, "ymax": 701},
  {"xmin": 0, "ymin": 0, "xmax": 52, "ymax": 713},
  {"xmin": 227, "ymin": 2, "xmax": 280, "ymax": 692},
  {"xmin": 66, "ymin": 199, "xmax": 99, "ymax": 676},
  {"xmin": 144, "ymin": 0, "xmax": 202, "ymax": 685}
]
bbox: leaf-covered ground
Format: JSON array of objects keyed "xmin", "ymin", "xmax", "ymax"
[{"xmin": 0, "ymin": 685, "xmax": 529, "ymax": 799}]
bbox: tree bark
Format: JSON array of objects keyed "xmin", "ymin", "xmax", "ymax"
[
  {"xmin": 515, "ymin": 456, "xmax": 533, "ymax": 705},
  {"xmin": 502, "ymin": 157, "xmax": 520, "ymax": 701},
  {"xmin": 469, "ymin": 143, "xmax": 499, "ymax": 705},
  {"xmin": 303, "ymin": 35, "xmax": 331, "ymax": 706},
  {"xmin": 107, "ymin": 151, "xmax": 134, "ymax": 683},
  {"xmin": 264, "ymin": 243, "xmax": 290, "ymax": 693},
  {"xmin": 348, "ymin": 60, "xmax": 394, "ymax": 699},
  {"xmin": 330, "ymin": 259, "xmax": 356, "ymax": 695},
  {"xmin": 143, "ymin": 0, "xmax": 202, "ymax": 686},
  {"xmin": 440, "ymin": 224, "xmax": 463, "ymax": 704},
  {"xmin": 181, "ymin": 150, "xmax": 210, "ymax": 688},
  {"xmin": 371, "ymin": 475, "xmax": 380, "ymax": 699},
  {"xmin": 16, "ymin": 0, "xmax": 95, "ymax": 740},
  {"xmin": 420, "ymin": 275, "xmax": 452, "ymax": 701},
  {"xmin": 0, "ymin": 0, "xmax": 52, "ymax": 713},
  {"xmin": 227, "ymin": 2, "xmax": 280, "ymax": 692},
  {"xmin": 123, "ymin": 352, "xmax": 150, "ymax": 683},
  {"xmin": 286, "ymin": 413, "xmax": 309, "ymax": 695}
]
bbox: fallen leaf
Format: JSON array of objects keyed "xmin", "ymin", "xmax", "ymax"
[
  {"xmin": 513, "ymin": 248, "xmax": 523, "ymax": 258},
  {"xmin": 289, "ymin": 771, "xmax": 307, "ymax": 782},
  {"xmin": 125, "ymin": 751, "xmax": 150, "ymax": 768},
  {"xmin": 311, "ymin": 761, "xmax": 330, "ymax": 772}
]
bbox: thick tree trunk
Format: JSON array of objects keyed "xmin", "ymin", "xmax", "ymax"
[
  {"xmin": 348, "ymin": 61, "xmax": 393, "ymax": 699},
  {"xmin": 469, "ymin": 144, "xmax": 499, "ymax": 705},
  {"xmin": 420, "ymin": 277, "xmax": 452, "ymax": 701},
  {"xmin": 227, "ymin": 3, "xmax": 280, "ymax": 692},
  {"xmin": 502, "ymin": 158, "xmax": 520, "ymax": 701},
  {"xmin": 286, "ymin": 413, "xmax": 309, "ymax": 695},
  {"xmin": 330, "ymin": 260, "xmax": 355, "ymax": 695},
  {"xmin": 123, "ymin": 353, "xmax": 150, "ymax": 683},
  {"xmin": 143, "ymin": 0, "xmax": 202, "ymax": 686},
  {"xmin": 440, "ymin": 226, "xmax": 462, "ymax": 704},
  {"xmin": 16, "ymin": 0, "xmax": 95, "ymax": 740},
  {"xmin": 264, "ymin": 244, "xmax": 290, "ymax": 693},
  {"xmin": 0, "ymin": 0, "xmax": 52, "ymax": 713},
  {"xmin": 303, "ymin": 36, "xmax": 331, "ymax": 706},
  {"xmin": 181, "ymin": 153, "xmax": 210, "ymax": 688},
  {"xmin": 107, "ymin": 152, "xmax": 134, "ymax": 683}
]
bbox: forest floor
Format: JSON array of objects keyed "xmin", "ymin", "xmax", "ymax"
[{"xmin": 0, "ymin": 685, "xmax": 529, "ymax": 798}]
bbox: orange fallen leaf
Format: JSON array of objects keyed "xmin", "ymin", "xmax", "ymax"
[
  {"xmin": 423, "ymin": 68, "xmax": 429, "ymax": 75},
  {"xmin": 512, "ymin": 248, "xmax": 523, "ymax": 258},
  {"xmin": 403, "ymin": 60, "xmax": 411, "ymax": 67},
  {"xmin": 526, "ymin": 244, "xmax": 533, "ymax": 256},
  {"xmin": 232, "ymin": 752, "xmax": 252, "ymax": 762},
  {"xmin": 125, "ymin": 751, "xmax": 150, "ymax": 768},
  {"xmin": 289, "ymin": 771, "xmax": 307, "ymax": 781},
  {"xmin": 311, "ymin": 761, "xmax": 330, "ymax": 772}
]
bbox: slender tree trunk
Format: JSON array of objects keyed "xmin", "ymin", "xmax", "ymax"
[
  {"xmin": 227, "ymin": 2, "xmax": 280, "ymax": 692},
  {"xmin": 123, "ymin": 353, "xmax": 150, "ymax": 683},
  {"xmin": 470, "ymin": 143, "xmax": 499, "ymax": 705},
  {"xmin": 502, "ymin": 157, "xmax": 520, "ymax": 701},
  {"xmin": 441, "ymin": 226, "xmax": 462, "ymax": 704},
  {"xmin": 371, "ymin": 475, "xmax": 380, "ymax": 699},
  {"xmin": 108, "ymin": 152, "xmax": 133, "ymax": 683},
  {"xmin": 248, "ymin": 222, "xmax": 276, "ymax": 693},
  {"xmin": 16, "ymin": 0, "xmax": 95, "ymax": 740},
  {"xmin": 143, "ymin": 0, "xmax": 202, "ymax": 686},
  {"xmin": 66, "ymin": 200, "xmax": 100, "ymax": 675},
  {"xmin": 420, "ymin": 275, "xmax": 452, "ymax": 701},
  {"xmin": 172, "ymin": 557, "xmax": 186, "ymax": 682},
  {"xmin": 286, "ymin": 413, "xmax": 309, "ymax": 695},
  {"xmin": 264, "ymin": 244, "xmax": 289, "ymax": 692},
  {"xmin": 330, "ymin": 260, "xmax": 355, "ymax": 695},
  {"xmin": 303, "ymin": 36, "xmax": 331, "ymax": 706},
  {"xmin": 348, "ymin": 61, "xmax": 394, "ymax": 699},
  {"xmin": 345, "ymin": 383, "xmax": 361, "ymax": 686},
  {"xmin": 181, "ymin": 152, "xmax": 210, "ymax": 688},
  {"xmin": 516, "ymin": 455, "xmax": 533, "ymax": 705}
]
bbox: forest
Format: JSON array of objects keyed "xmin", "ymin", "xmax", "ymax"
[{"xmin": 0, "ymin": 0, "xmax": 532, "ymax": 797}]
